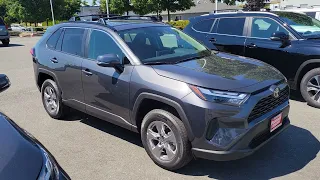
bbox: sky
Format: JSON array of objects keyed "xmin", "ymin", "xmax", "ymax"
[{"xmin": 86, "ymin": 0, "xmax": 94, "ymax": 6}]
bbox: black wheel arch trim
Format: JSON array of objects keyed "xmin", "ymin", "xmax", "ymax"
[
  {"xmin": 294, "ymin": 59, "xmax": 320, "ymax": 89},
  {"xmin": 131, "ymin": 92, "xmax": 195, "ymax": 141},
  {"xmin": 38, "ymin": 68, "xmax": 62, "ymax": 94}
]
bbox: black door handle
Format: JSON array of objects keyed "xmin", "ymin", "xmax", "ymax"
[
  {"xmin": 82, "ymin": 69, "xmax": 93, "ymax": 76},
  {"xmin": 209, "ymin": 38, "xmax": 216, "ymax": 42},
  {"xmin": 246, "ymin": 43, "xmax": 257, "ymax": 48},
  {"xmin": 50, "ymin": 57, "xmax": 58, "ymax": 63}
]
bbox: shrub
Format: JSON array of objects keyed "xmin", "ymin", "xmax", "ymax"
[{"xmin": 167, "ymin": 20, "xmax": 190, "ymax": 30}]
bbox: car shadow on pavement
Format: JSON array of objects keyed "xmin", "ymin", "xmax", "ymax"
[
  {"xmin": 290, "ymin": 90, "xmax": 306, "ymax": 103},
  {"xmin": 177, "ymin": 125, "xmax": 319, "ymax": 179},
  {"xmin": 0, "ymin": 44, "xmax": 24, "ymax": 48},
  {"xmin": 80, "ymin": 115, "xmax": 143, "ymax": 147}
]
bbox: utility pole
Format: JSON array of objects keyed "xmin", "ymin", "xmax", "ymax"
[
  {"xmin": 215, "ymin": 0, "xmax": 218, "ymax": 12},
  {"xmin": 50, "ymin": 0, "xmax": 55, "ymax": 25},
  {"xmin": 106, "ymin": 0, "xmax": 109, "ymax": 17}
]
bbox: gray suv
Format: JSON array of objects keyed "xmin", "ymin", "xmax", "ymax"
[
  {"xmin": 0, "ymin": 17, "xmax": 10, "ymax": 46},
  {"xmin": 32, "ymin": 18, "xmax": 290, "ymax": 170}
]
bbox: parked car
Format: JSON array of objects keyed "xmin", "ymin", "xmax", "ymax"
[
  {"xmin": 0, "ymin": 74, "xmax": 70, "ymax": 180},
  {"xmin": 32, "ymin": 17, "xmax": 290, "ymax": 170},
  {"xmin": 10, "ymin": 23, "xmax": 27, "ymax": 32},
  {"xmin": 184, "ymin": 11, "xmax": 320, "ymax": 108},
  {"xmin": 0, "ymin": 17, "xmax": 10, "ymax": 46}
]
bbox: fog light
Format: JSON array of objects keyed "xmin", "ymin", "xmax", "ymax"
[{"xmin": 210, "ymin": 128, "xmax": 247, "ymax": 147}]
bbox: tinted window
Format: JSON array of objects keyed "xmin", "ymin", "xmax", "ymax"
[
  {"xmin": 251, "ymin": 18, "xmax": 288, "ymax": 38},
  {"xmin": 88, "ymin": 30, "xmax": 124, "ymax": 60},
  {"xmin": 62, "ymin": 28, "xmax": 85, "ymax": 56},
  {"xmin": 193, "ymin": 19, "xmax": 215, "ymax": 32},
  {"xmin": 47, "ymin": 29, "xmax": 63, "ymax": 49},
  {"xmin": 0, "ymin": 18, "xmax": 4, "ymax": 25},
  {"xmin": 217, "ymin": 18, "xmax": 245, "ymax": 36}
]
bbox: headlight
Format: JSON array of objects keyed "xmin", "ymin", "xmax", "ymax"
[
  {"xmin": 37, "ymin": 147, "xmax": 59, "ymax": 180},
  {"xmin": 189, "ymin": 85, "xmax": 250, "ymax": 106}
]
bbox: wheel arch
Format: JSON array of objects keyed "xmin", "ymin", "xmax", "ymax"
[
  {"xmin": 37, "ymin": 68, "xmax": 61, "ymax": 92},
  {"xmin": 294, "ymin": 59, "xmax": 320, "ymax": 90},
  {"xmin": 131, "ymin": 93, "xmax": 195, "ymax": 141}
]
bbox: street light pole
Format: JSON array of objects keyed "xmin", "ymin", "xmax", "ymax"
[
  {"xmin": 50, "ymin": 0, "xmax": 55, "ymax": 25},
  {"xmin": 106, "ymin": 0, "xmax": 109, "ymax": 17},
  {"xmin": 215, "ymin": 0, "xmax": 218, "ymax": 12}
]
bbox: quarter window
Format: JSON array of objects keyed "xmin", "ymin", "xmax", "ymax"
[
  {"xmin": 251, "ymin": 18, "xmax": 289, "ymax": 39},
  {"xmin": 61, "ymin": 28, "xmax": 85, "ymax": 56},
  {"xmin": 88, "ymin": 30, "xmax": 124, "ymax": 61},
  {"xmin": 193, "ymin": 19, "xmax": 215, "ymax": 32},
  {"xmin": 217, "ymin": 18, "xmax": 246, "ymax": 36},
  {"xmin": 47, "ymin": 28, "xmax": 63, "ymax": 49}
]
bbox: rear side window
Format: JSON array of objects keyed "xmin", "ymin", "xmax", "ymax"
[
  {"xmin": 47, "ymin": 29, "xmax": 63, "ymax": 49},
  {"xmin": 193, "ymin": 19, "xmax": 215, "ymax": 32},
  {"xmin": 217, "ymin": 18, "xmax": 246, "ymax": 36},
  {"xmin": 0, "ymin": 18, "xmax": 5, "ymax": 25},
  {"xmin": 62, "ymin": 28, "xmax": 85, "ymax": 56}
]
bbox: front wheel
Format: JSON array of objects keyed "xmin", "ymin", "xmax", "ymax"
[
  {"xmin": 300, "ymin": 68, "xmax": 320, "ymax": 108},
  {"xmin": 141, "ymin": 109, "xmax": 192, "ymax": 171}
]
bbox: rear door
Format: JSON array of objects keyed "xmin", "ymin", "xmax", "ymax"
[
  {"xmin": 0, "ymin": 18, "xmax": 7, "ymax": 36},
  {"xmin": 205, "ymin": 17, "xmax": 248, "ymax": 56},
  {"xmin": 187, "ymin": 18, "xmax": 216, "ymax": 48},
  {"xmin": 47, "ymin": 27, "xmax": 86, "ymax": 111}
]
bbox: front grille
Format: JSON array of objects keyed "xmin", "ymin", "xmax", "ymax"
[{"xmin": 248, "ymin": 86, "xmax": 289, "ymax": 123}]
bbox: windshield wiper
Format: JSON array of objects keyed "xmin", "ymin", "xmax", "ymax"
[
  {"xmin": 143, "ymin": 61, "xmax": 173, "ymax": 65},
  {"xmin": 174, "ymin": 55, "xmax": 206, "ymax": 64}
]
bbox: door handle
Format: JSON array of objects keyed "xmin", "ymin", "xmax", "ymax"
[
  {"xmin": 209, "ymin": 38, "xmax": 216, "ymax": 42},
  {"xmin": 82, "ymin": 69, "xmax": 93, "ymax": 76},
  {"xmin": 246, "ymin": 43, "xmax": 257, "ymax": 48},
  {"xmin": 50, "ymin": 57, "xmax": 58, "ymax": 63}
]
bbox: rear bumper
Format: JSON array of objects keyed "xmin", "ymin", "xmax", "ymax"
[
  {"xmin": 192, "ymin": 116, "xmax": 290, "ymax": 161},
  {"xmin": 0, "ymin": 34, "xmax": 10, "ymax": 40}
]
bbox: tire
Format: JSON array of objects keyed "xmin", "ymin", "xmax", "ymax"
[
  {"xmin": 1, "ymin": 39, "xmax": 9, "ymax": 47},
  {"xmin": 141, "ymin": 109, "xmax": 192, "ymax": 171},
  {"xmin": 300, "ymin": 68, "xmax": 320, "ymax": 108},
  {"xmin": 41, "ymin": 79, "xmax": 69, "ymax": 119}
]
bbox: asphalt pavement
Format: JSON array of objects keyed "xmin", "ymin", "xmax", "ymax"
[{"xmin": 0, "ymin": 37, "xmax": 319, "ymax": 180}]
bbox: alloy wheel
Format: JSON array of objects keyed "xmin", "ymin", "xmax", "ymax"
[
  {"xmin": 146, "ymin": 121, "xmax": 177, "ymax": 162},
  {"xmin": 307, "ymin": 75, "xmax": 320, "ymax": 103},
  {"xmin": 43, "ymin": 86, "xmax": 59, "ymax": 114}
]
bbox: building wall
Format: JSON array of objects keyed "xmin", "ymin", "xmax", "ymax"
[
  {"xmin": 280, "ymin": 0, "xmax": 320, "ymax": 8},
  {"xmin": 162, "ymin": 12, "xmax": 209, "ymax": 21}
]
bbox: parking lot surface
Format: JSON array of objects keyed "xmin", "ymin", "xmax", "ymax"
[{"xmin": 0, "ymin": 37, "xmax": 319, "ymax": 180}]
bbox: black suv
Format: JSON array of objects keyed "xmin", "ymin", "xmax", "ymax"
[
  {"xmin": 0, "ymin": 17, "xmax": 10, "ymax": 46},
  {"xmin": 32, "ymin": 16, "xmax": 290, "ymax": 170},
  {"xmin": 184, "ymin": 11, "xmax": 320, "ymax": 108}
]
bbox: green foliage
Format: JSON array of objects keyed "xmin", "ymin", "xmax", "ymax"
[
  {"xmin": 99, "ymin": 0, "xmax": 106, "ymax": 13},
  {"xmin": 167, "ymin": 20, "xmax": 189, "ymax": 29},
  {"xmin": 274, "ymin": 11, "xmax": 313, "ymax": 26},
  {"xmin": 58, "ymin": 0, "xmax": 82, "ymax": 20},
  {"xmin": 131, "ymin": 0, "xmax": 157, "ymax": 15},
  {"xmin": 92, "ymin": 0, "xmax": 97, "ymax": 6},
  {"xmin": 81, "ymin": 0, "xmax": 89, "ymax": 6},
  {"xmin": 110, "ymin": 0, "xmax": 132, "ymax": 15}
]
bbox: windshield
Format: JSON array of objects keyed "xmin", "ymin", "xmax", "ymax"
[
  {"xmin": 118, "ymin": 26, "xmax": 211, "ymax": 64},
  {"xmin": 275, "ymin": 11, "xmax": 320, "ymax": 38}
]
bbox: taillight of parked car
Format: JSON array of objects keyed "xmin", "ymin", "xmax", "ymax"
[
  {"xmin": 30, "ymin": 48, "xmax": 35, "ymax": 57},
  {"xmin": 5, "ymin": 25, "xmax": 8, "ymax": 30}
]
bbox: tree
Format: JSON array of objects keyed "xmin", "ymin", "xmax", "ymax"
[
  {"xmin": 81, "ymin": 0, "xmax": 89, "ymax": 6},
  {"xmin": 110, "ymin": 0, "xmax": 132, "ymax": 15},
  {"xmin": 58, "ymin": 0, "xmax": 82, "ymax": 20},
  {"xmin": 132, "ymin": 0, "xmax": 158, "ymax": 15},
  {"xmin": 92, "ymin": 0, "xmax": 97, "ymax": 6},
  {"xmin": 244, "ymin": 0, "xmax": 265, "ymax": 11},
  {"xmin": 99, "ymin": 0, "xmax": 106, "ymax": 13}
]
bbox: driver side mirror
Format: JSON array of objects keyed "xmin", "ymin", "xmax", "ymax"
[
  {"xmin": 0, "ymin": 74, "xmax": 10, "ymax": 93},
  {"xmin": 96, "ymin": 54, "xmax": 121, "ymax": 68},
  {"xmin": 270, "ymin": 32, "xmax": 290, "ymax": 42}
]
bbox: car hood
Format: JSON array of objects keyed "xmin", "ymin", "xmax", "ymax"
[
  {"xmin": 151, "ymin": 52, "xmax": 284, "ymax": 93},
  {"xmin": 0, "ymin": 113, "xmax": 43, "ymax": 180}
]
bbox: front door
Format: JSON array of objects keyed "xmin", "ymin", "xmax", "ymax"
[
  {"xmin": 244, "ymin": 17, "xmax": 297, "ymax": 79},
  {"xmin": 206, "ymin": 17, "xmax": 247, "ymax": 56},
  {"xmin": 82, "ymin": 29, "xmax": 133, "ymax": 128}
]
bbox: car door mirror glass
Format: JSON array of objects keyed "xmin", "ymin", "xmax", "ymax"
[
  {"xmin": 270, "ymin": 32, "xmax": 289, "ymax": 41},
  {"xmin": 96, "ymin": 54, "xmax": 121, "ymax": 67},
  {"xmin": 0, "ymin": 74, "xmax": 10, "ymax": 93}
]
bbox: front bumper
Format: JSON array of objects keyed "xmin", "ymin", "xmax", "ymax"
[{"xmin": 192, "ymin": 116, "xmax": 290, "ymax": 161}]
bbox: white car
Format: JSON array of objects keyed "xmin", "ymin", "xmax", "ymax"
[{"xmin": 10, "ymin": 24, "xmax": 26, "ymax": 32}]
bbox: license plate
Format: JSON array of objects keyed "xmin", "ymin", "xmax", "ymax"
[{"xmin": 270, "ymin": 113, "xmax": 283, "ymax": 132}]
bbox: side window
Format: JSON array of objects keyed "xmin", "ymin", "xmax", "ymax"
[
  {"xmin": 217, "ymin": 18, "xmax": 246, "ymax": 36},
  {"xmin": 193, "ymin": 19, "xmax": 215, "ymax": 32},
  {"xmin": 61, "ymin": 28, "xmax": 85, "ymax": 56},
  {"xmin": 251, "ymin": 18, "xmax": 289, "ymax": 39},
  {"xmin": 47, "ymin": 28, "xmax": 63, "ymax": 49},
  {"xmin": 55, "ymin": 29, "xmax": 64, "ymax": 51},
  {"xmin": 88, "ymin": 30, "xmax": 124, "ymax": 61}
]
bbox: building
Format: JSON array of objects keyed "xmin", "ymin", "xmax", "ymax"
[
  {"xmin": 280, "ymin": 0, "xmax": 320, "ymax": 9},
  {"xmin": 153, "ymin": 1, "xmax": 240, "ymax": 21},
  {"xmin": 76, "ymin": 6, "xmax": 100, "ymax": 21}
]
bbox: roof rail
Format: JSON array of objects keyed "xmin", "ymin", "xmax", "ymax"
[
  {"xmin": 69, "ymin": 14, "xmax": 119, "ymax": 21},
  {"xmin": 69, "ymin": 14, "xmax": 159, "ymax": 22},
  {"xmin": 211, "ymin": 9, "xmax": 243, "ymax": 14}
]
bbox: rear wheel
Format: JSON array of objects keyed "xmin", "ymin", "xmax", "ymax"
[
  {"xmin": 1, "ymin": 39, "xmax": 9, "ymax": 46},
  {"xmin": 141, "ymin": 109, "xmax": 192, "ymax": 171},
  {"xmin": 41, "ymin": 79, "xmax": 69, "ymax": 119},
  {"xmin": 300, "ymin": 68, "xmax": 320, "ymax": 108}
]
